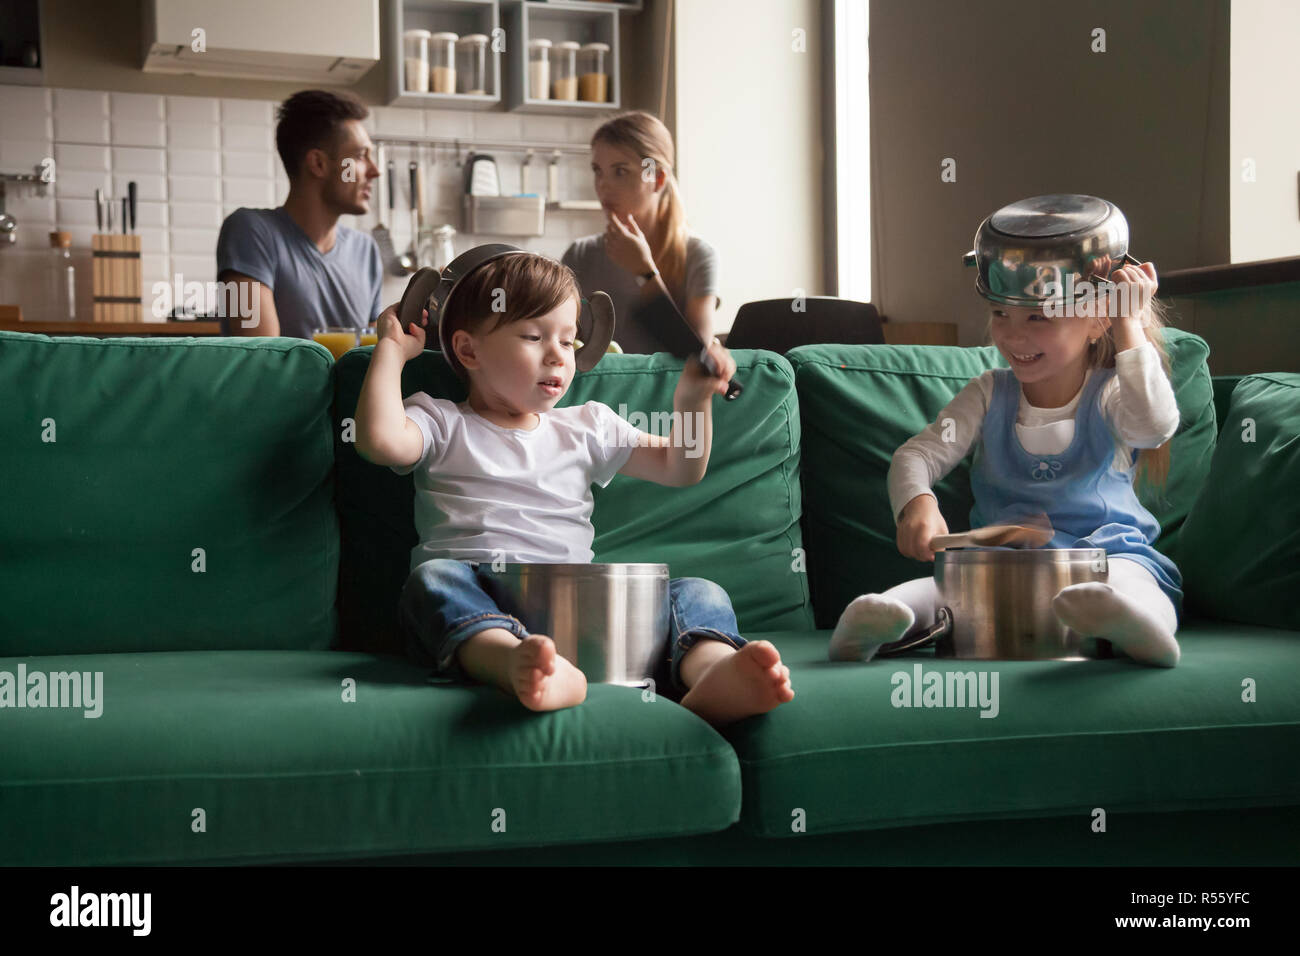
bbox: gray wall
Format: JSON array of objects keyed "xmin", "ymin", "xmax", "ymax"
[{"xmin": 868, "ymin": 0, "xmax": 1231, "ymax": 347}]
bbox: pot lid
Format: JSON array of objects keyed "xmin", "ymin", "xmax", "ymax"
[{"xmin": 989, "ymin": 194, "xmax": 1111, "ymax": 239}]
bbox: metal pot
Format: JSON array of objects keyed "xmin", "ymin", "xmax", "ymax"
[
  {"xmin": 484, "ymin": 563, "xmax": 669, "ymax": 686},
  {"xmin": 962, "ymin": 194, "xmax": 1138, "ymax": 307},
  {"xmin": 877, "ymin": 548, "xmax": 1110, "ymax": 661}
]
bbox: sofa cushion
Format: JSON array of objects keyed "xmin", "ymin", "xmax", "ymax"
[
  {"xmin": 721, "ymin": 623, "xmax": 1300, "ymax": 838},
  {"xmin": 0, "ymin": 333, "xmax": 339, "ymax": 655},
  {"xmin": 787, "ymin": 329, "xmax": 1215, "ymax": 627},
  {"xmin": 1180, "ymin": 373, "xmax": 1300, "ymax": 629},
  {"xmin": 0, "ymin": 650, "xmax": 741, "ymax": 864},
  {"xmin": 332, "ymin": 349, "xmax": 813, "ymax": 654}
]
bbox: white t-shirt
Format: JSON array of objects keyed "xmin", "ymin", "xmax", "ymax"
[
  {"xmin": 390, "ymin": 396, "xmax": 641, "ymax": 569},
  {"xmin": 887, "ymin": 342, "xmax": 1181, "ymax": 522}
]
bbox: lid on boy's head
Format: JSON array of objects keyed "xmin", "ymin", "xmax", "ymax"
[
  {"xmin": 396, "ymin": 243, "xmax": 616, "ymax": 379},
  {"xmin": 962, "ymin": 194, "xmax": 1131, "ymax": 307}
]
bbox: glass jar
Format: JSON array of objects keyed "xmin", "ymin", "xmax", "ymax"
[
  {"xmin": 455, "ymin": 34, "xmax": 488, "ymax": 95},
  {"xmin": 552, "ymin": 41, "xmax": 579, "ymax": 101},
  {"xmin": 432, "ymin": 225, "xmax": 457, "ymax": 273},
  {"xmin": 578, "ymin": 42, "xmax": 610, "ymax": 102},
  {"xmin": 429, "ymin": 32, "xmax": 458, "ymax": 94},
  {"xmin": 46, "ymin": 231, "xmax": 76, "ymax": 322},
  {"xmin": 528, "ymin": 38, "xmax": 552, "ymax": 100},
  {"xmin": 402, "ymin": 29, "xmax": 431, "ymax": 93}
]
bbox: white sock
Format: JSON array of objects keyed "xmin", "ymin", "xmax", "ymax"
[
  {"xmin": 829, "ymin": 595, "xmax": 916, "ymax": 662},
  {"xmin": 1052, "ymin": 583, "xmax": 1180, "ymax": 668}
]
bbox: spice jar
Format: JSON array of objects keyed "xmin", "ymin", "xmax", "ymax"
[
  {"xmin": 402, "ymin": 29, "xmax": 431, "ymax": 93},
  {"xmin": 456, "ymin": 34, "xmax": 488, "ymax": 95},
  {"xmin": 429, "ymin": 32, "xmax": 458, "ymax": 94},
  {"xmin": 552, "ymin": 41, "xmax": 579, "ymax": 101},
  {"xmin": 578, "ymin": 42, "xmax": 610, "ymax": 102},
  {"xmin": 528, "ymin": 38, "xmax": 552, "ymax": 100}
]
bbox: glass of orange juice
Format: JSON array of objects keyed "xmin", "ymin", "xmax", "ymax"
[
  {"xmin": 312, "ymin": 326, "xmax": 361, "ymax": 360},
  {"xmin": 360, "ymin": 325, "xmax": 378, "ymax": 348}
]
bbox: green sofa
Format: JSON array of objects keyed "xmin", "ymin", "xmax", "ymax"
[{"xmin": 2, "ymin": 327, "xmax": 1297, "ymax": 866}]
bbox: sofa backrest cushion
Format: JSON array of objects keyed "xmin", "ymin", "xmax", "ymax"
[
  {"xmin": 0, "ymin": 333, "xmax": 339, "ymax": 655},
  {"xmin": 787, "ymin": 328, "xmax": 1216, "ymax": 627},
  {"xmin": 1180, "ymin": 373, "xmax": 1300, "ymax": 629},
  {"xmin": 332, "ymin": 349, "xmax": 813, "ymax": 654}
]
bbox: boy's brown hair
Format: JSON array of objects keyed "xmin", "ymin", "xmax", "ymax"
[{"xmin": 441, "ymin": 253, "xmax": 581, "ymax": 379}]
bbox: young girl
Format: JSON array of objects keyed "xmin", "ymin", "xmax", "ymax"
[
  {"xmin": 829, "ymin": 244, "xmax": 1183, "ymax": 668},
  {"xmin": 354, "ymin": 250, "xmax": 793, "ymax": 725}
]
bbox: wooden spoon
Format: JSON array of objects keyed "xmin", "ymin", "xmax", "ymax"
[{"xmin": 930, "ymin": 521, "xmax": 1053, "ymax": 551}]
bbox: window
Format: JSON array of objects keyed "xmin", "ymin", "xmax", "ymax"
[{"xmin": 834, "ymin": 0, "xmax": 870, "ymax": 302}]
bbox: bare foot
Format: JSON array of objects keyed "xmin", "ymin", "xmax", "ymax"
[
  {"xmin": 510, "ymin": 635, "xmax": 588, "ymax": 711},
  {"xmin": 679, "ymin": 641, "xmax": 793, "ymax": 727}
]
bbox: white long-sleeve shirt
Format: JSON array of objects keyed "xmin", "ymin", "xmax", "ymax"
[{"xmin": 887, "ymin": 343, "xmax": 1180, "ymax": 523}]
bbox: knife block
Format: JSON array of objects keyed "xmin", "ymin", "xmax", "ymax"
[{"xmin": 92, "ymin": 234, "xmax": 143, "ymax": 322}]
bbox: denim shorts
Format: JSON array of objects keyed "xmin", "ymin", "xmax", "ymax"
[{"xmin": 398, "ymin": 558, "xmax": 745, "ymax": 697}]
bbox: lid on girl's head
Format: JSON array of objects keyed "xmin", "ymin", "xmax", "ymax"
[{"xmin": 964, "ymin": 194, "xmax": 1131, "ymax": 307}]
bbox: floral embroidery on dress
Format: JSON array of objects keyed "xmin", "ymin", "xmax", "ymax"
[{"xmin": 1030, "ymin": 459, "xmax": 1062, "ymax": 480}]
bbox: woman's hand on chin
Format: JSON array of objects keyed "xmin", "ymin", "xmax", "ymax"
[{"xmin": 604, "ymin": 210, "xmax": 655, "ymax": 276}]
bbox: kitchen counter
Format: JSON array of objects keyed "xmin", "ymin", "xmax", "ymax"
[{"xmin": 0, "ymin": 319, "xmax": 223, "ymax": 336}]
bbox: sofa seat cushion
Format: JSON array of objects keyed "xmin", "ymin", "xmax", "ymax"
[
  {"xmin": 0, "ymin": 650, "xmax": 741, "ymax": 865},
  {"xmin": 1180, "ymin": 373, "xmax": 1300, "ymax": 629},
  {"xmin": 788, "ymin": 329, "xmax": 1216, "ymax": 627},
  {"xmin": 333, "ymin": 349, "xmax": 813, "ymax": 654},
  {"xmin": 721, "ymin": 623, "xmax": 1300, "ymax": 837},
  {"xmin": 0, "ymin": 333, "xmax": 339, "ymax": 655}
]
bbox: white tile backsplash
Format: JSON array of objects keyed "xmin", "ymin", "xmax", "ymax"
[
  {"xmin": 53, "ymin": 170, "xmax": 111, "ymax": 200},
  {"xmin": 220, "ymin": 98, "xmax": 273, "ymax": 126},
  {"xmin": 168, "ymin": 122, "xmax": 221, "ymax": 150},
  {"xmin": 169, "ymin": 201, "xmax": 223, "ymax": 230},
  {"xmin": 167, "ymin": 95, "xmax": 218, "ymax": 124},
  {"xmin": 168, "ymin": 175, "xmax": 221, "ymax": 202},
  {"xmin": 110, "ymin": 120, "xmax": 167, "ymax": 148},
  {"xmin": 3, "ymin": 140, "xmax": 55, "ymax": 169},
  {"xmin": 168, "ymin": 148, "xmax": 222, "ymax": 176},
  {"xmin": 4, "ymin": 88, "xmax": 603, "ymax": 324},
  {"xmin": 110, "ymin": 92, "xmax": 165, "ymax": 123},
  {"xmin": 54, "ymin": 144, "xmax": 111, "ymax": 172},
  {"xmin": 110, "ymin": 146, "xmax": 167, "ymax": 174},
  {"xmin": 221, "ymin": 123, "xmax": 273, "ymax": 152},
  {"xmin": 170, "ymin": 229, "xmax": 219, "ymax": 254},
  {"xmin": 221, "ymin": 151, "xmax": 274, "ymax": 178}
]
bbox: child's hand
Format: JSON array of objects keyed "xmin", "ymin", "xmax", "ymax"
[
  {"xmin": 376, "ymin": 302, "xmax": 427, "ymax": 362},
  {"xmin": 675, "ymin": 339, "xmax": 737, "ymax": 404},
  {"xmin": 1107, "ymin": 260, "xmax": 1158, "ymax": 327},
  {"xmin": 897, "ymin": 494, "xmax": 948, "ymax": 562}
]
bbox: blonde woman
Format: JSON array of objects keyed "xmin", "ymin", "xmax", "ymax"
[{"xmin": 562, "ymin": 111, "xmax": 720, "ymax": 353}]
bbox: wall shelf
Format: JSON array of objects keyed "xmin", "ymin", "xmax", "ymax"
[
  {"xmin": 504, "ymin": 1, "xmax": 620, "ymax": 114},
  {"xmin": 386, "ymin": 0, "xmax": 502, "ymax": 110}
]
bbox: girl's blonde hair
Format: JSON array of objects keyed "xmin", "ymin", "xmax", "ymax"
[
  {"xmin": 1088, "ymin": 295, "xmax": 1175, "ymax": 490},
  {"xmin": 592, "ymin": 111, "xmax": 688, "ymax": 298}
]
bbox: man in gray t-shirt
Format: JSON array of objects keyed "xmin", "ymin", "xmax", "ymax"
[
  {"xmin": 218, "ymin": 206, "xmax": 382, "ymax": 339},
  {"xmin": 217, "ymin": 89, "xmax": 382, "ymax": 339},
  {"xmin": 562, "ymin": 233, "xmax": 719, "ymax": 355}
]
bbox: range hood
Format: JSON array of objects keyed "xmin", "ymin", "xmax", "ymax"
[{"xmin": 141, "ymin": 0, "xmax": 379, "ymax": 85}]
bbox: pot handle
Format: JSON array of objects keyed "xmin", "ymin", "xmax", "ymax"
[{"xmin": 875, "ymin": 606, "xmax": 953, "ymax": 657}]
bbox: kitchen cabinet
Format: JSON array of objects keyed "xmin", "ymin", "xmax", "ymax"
[
  {"xmin": 503, "ymin": 1, "xmax": 621, "ymax": 114},
  {"xmin": 0, "ymin": 0, "xmax": 45, "ymax": 86},
  {"xmin": 386, "ymin": 0, "xmax": 503, "ymax": 110}
]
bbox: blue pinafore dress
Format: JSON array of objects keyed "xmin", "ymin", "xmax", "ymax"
[{"xmin": 968, "ymin": 367, "xmax": 1183, "ymax": 617}]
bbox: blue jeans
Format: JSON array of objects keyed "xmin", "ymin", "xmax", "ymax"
[{"xmin": 398, "ymin": 559, "xmax": 746, "ymax": 698}]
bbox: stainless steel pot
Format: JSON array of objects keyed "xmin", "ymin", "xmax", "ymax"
[
  {"xmin": 962, "ymin": 194, "xmax": 1138, "ymax": 307},
  {"xmin": 878, "ymin": 548, "xmax": 1110, "ymax": 661},
  {"xmin": 485, "ymin": 563, "xmax": 669, "ymax": 686}
]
